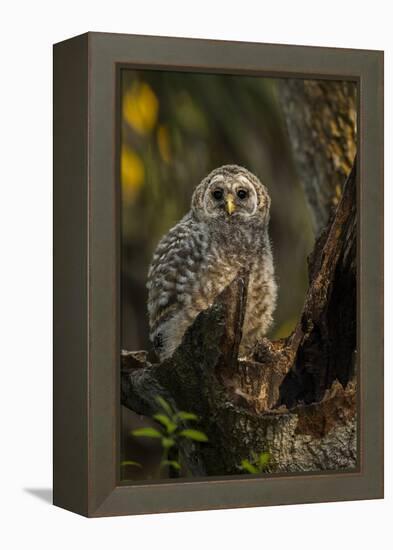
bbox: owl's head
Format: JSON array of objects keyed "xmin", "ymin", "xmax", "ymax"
[{"xmin": 191, "ymin": 165, "xmax": 271, "ymax": 224}]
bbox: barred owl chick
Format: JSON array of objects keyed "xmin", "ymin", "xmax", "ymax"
[{"xmin": 147, "ymin": 165, "xmax": 277, "ymax": 361}]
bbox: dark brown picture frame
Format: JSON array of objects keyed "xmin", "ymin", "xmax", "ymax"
[{"xmin": 53, "ymin": 32, "xmax": 384, "ymax": 517}]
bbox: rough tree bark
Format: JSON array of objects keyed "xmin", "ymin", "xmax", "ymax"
[
  {"xmin": 278, "ymin": 79, "xmax": 357, "ymax": 234},
  {"xmin": 121, "ymin": 81, "xmax": 357, "ymax": 477}
]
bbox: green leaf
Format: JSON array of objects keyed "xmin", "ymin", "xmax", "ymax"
[
  {"xmin": 161, "ymin": 437, "xmax": 175, "ymax": 449},
  {"xmin": 131, "ymin": 427, "xmax": 162, "ymax": 438},
  {"xmin": 155, "ymin": 395, "xmax": 173, "ymax": 416},
  {"xmin": 153, "ymin": 413, "xmax": 177, "ymax": 434},
  {"xmin": 258, "ymin": 452, "xmax": 270, "ymax": 470},
  {"xmin": 161, "ymin": 460, "xmax": 181, "ymax": 471},
  {"xmin": 241, "ymin": 459, "xmax": 258, "ymax": 474},
  {"xmin": 176, "ymin": 411, "xmax": 199, "ymax": 422},
  {"xmin": 179, "ymin": 429, "xmax": 208, "ymax": 442},
  {"xmin": 120, "ymin": 460, "xmax": 142, "ymax": 468}
]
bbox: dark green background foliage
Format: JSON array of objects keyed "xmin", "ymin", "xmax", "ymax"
[{"xmin": 121, "ymin": 69, "xmax": 314, "ymax": 353}]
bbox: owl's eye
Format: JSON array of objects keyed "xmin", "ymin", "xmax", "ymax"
[
  {"xmin": 237, "ymin": 189, "xmax": 248, "ymax": 200},
  {"xmin": 212, "ymin": 189, "xmax": 223, "ymax": 200}
]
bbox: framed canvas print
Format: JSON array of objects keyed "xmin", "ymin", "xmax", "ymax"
[{"xmin": 53, "ymin": 32, "xmax": 384, "ymax": 517}]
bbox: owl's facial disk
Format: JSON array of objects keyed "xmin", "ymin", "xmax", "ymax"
[{"xmin": 204, "ymin": 175, "xmax": 260, "ymax": 220}]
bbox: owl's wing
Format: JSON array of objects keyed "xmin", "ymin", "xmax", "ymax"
[{"xmin": 147, "ymin": 213, "xmax": 208, "ymax": 334}]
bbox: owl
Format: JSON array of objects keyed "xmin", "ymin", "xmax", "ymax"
[{"xmin": 147, "ymin": 165, "xmax": 277, "ymax": 361}]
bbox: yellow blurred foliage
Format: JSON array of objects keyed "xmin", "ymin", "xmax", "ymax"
[
  {"xmin": 121, "ymin": 146, "xmax": 144, "ymax": 204},
  {"xmin": 157, "ymin": 125, "xmax": 171, "ymax": 163},
  {"xmin": 123, "ymin": 82, "xmax": 158, "ymax": 135}
]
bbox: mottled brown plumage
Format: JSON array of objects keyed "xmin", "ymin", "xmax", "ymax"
[{"xmin": 147, "ymin": 165, "xmax": 277, "ymax": 360}]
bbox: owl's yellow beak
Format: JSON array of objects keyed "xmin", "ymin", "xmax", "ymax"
[{"xmin": 226, "ymin": 194, "xmax": 236, "ymax": 215}]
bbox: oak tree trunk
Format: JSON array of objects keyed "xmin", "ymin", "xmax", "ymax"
[{"xmin": 278, "ymin": 79, "xmax": 357, "ymax": 234}]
